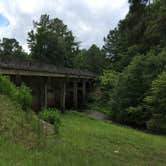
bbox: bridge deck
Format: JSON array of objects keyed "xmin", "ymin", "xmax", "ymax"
[{"xmin": 0, "ymin": 56, "xmax": 96, "ymax": 79}]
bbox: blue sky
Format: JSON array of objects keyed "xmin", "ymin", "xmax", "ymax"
[
  {"xmin": 0, "ymin": 14, "xmax": 9, "ymax": 27},
  {"xmin": 0, "ymin": 0, "xmax": 129, "ymax": 52}
]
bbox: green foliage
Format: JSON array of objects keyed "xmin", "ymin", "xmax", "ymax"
[
  {"xmin": 27, "ymin": 14, "xmax": 79, "ymax": 67},
  {"xmin": 74, "ymin": 45, "xmax": 106, "ymax": 74},
  {"xmin": 100, "ymin": 70, "xmax": 119, "ymax": 89},
  {"xmin": 39, "ymin": 108, "xmax": 61, "ymax": 133},
  {"xmin": 98, "ymin": 49, "xmax": 166, "ymax": 127},
  {"xmin": 0, "ymin": 74, "xmax": 32, "ymax": 111},
  {"xmin": 99, "ymin": 1, "xmax": 166, "ymax": 132},
  {"xmin": 146, "ymin": 114, "xmax": 166, "ymax": 134},
  {"xmin": 0, "ymin": 38, "xmax": 28, "ymax": 57},
  {"xmin": 16, "ymin": 85, "xmax": 32, "ymax": 111},
  {"xmin": 102, "ymin": 50, "xmax": 166, "ymax": 127},
  {"xmin": 0, "ymin": 95, "xmax": 50, "ymax": 149},
  {"xmin": 87, "ymin": 86, "xmax": 103, "ymax": 103},
  {"xmin": 119, "ymin": 106, "xmax": 150, "ymax": 127},
  {"xmin": 144, "ymin": 71, "xmax": 166, "ymax": 133},
  {"xmin": 145, "ymin": 71, "xmax": 166, "ymax": 115},
  {"xmin": 83, "ymin": 45, "xmax": 106, "ymax": 74},
  {"xmin": 103, "ymin": 0, "xmax": 166, "ymax": 72},
  {"xmin": 128, "ymin": 0, "xmax": 148, "ymax": 14},
  {"xmin": 98, "ymin": 70, "xmax": 119, "ymax": 104},
  {"xmin": 0, "ymin": 74, "xmax": 17, "ymax": 100}
]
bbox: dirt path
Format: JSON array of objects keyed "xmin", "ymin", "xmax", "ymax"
[{"xmin": 83, "ymin": 110, "xmax": 109, "ymax": 121}]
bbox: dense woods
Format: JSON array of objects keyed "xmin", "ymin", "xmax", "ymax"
[
  {"xmin": 0, "ymin": 0, "xmax": 166, "ymax": 133},
  {"xmin": 100, "ymin": 0, "xmax": 166, "ymax": 133}
]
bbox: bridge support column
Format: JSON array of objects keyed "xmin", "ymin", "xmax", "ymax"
[
  {"xmin": 61, "ymin": 81, "xmax": 66, "ymax": 113},
  {"xmin": 15, "ymin": 75, "xmax": 21, "ymax": 86},
  {"xmin": 73, "ymin": 81, "xmax": 78, "ymax": 109},
  {"xmin": 40, "ymin": 84, "xmax": 44, "ymax": 109},
  {"xmin": 82, "ymin": 80, "xmax": 86, "ymax": 103},
  {"xmin": 44, "ymin": 80, "xmax": 48, "ymax": 108}
]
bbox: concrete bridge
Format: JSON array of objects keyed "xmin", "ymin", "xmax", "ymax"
[{"xmin": 0, "ymin": 56, "xmax": 96, "ymax": 111}]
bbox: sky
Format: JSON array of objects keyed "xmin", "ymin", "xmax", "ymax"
[{"xmin": 0, "ymin": 0, "xmax": 129, "ymax": 52}]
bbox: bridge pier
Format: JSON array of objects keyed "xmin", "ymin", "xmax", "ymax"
[
  {"xmin": 61, "ymin": 81, "xmax": 66, "ymax": 113},
  {"xmin": 40, "ymin": 83, "xmax": 44, "ymax": 109},
  {"xmin": 2, "ymin": 73, "xmax": 95, "ymax": 112},
  {"xmin": 82, "ymin": 80, "xmax": 86, "ymax": 103},
  {"xmin": 44, "ymin": 79, "xmax": 48, "ymax": 108},
  {"xmin": 15, "ymin": 75, "xmax": 21, "ymax": 86},
  {"xmin": 73, "ymin": 81, "xmax": 78, "ymax": 109}
]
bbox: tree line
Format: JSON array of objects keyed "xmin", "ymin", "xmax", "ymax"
[
  {"xmin": 99, "ymin": 0, "xmax": 166, "ymax": 133},
  {"xmin": 0, "ymin": 0, "xmax": 166, "ymax": 133},
  {"xmin": 0, "ymin": 14, "xmax": 106, "ymax": 73}
]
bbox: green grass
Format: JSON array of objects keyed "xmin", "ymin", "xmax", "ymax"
[
  {"xmin": 0, "ymin": 95, "xmax": 51, "ymax": 148},
  {"xmin": 0, "ymin": 95, "xmax": 166, "ymax": 165}
]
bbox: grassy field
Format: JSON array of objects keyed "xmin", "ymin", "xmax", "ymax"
[{"xmin": 0, "ymin": 95, "xmax": 166, "ymax": 166}]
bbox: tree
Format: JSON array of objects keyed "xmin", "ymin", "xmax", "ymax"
[
  {"xmin": 109, "ymin": 50, "xmax": 166, "ymax": 127},
  {"xmin": 128, "ymin": 0, "xmax": 148, "ymax": 13},
  {"xmin": 159, "ymin": 0, "xmax": 166, "ymax": 45},
  {"xmin": 103, "ymin": 0, "xmax": 166, "ymax": 72},
  {"xmin": 73, "ymin": 49, "xmax": 87, "ymax": 69},
  {"xmin": 99, "ymin": 70, "xmax": 119, "ymax": 104},
  {"xmin": 103, "ymin": 28, "xmax": 122, "ymax": 60},
  {"xmin": 145, "ymin": 70, "xmax": 166, "ymax": 116},
  {"xmin": 83, "ymin": 45, "xmax": 106, "ymax": 74},
  {"xmin": 145, "ymin": 70, "xmax": 166, "ymax": 133},
  {"xmin": 27, "ymin": 14, "xmax": 79, "ymax": 67},
  {"xmin": 0, "ymin": 38, "xmax": 26, "ymax": 57},
  {"xmin": 103, "ymin": 27, "xmax": 129, "ymax": 71}
]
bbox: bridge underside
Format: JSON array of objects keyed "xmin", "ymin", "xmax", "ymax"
[
  {"xmin": 0, "ymin": 56, "xmax": 95, "ymax": 112},
  {"xmin": 3, "ymin": 71, "xmax": 94, "ymax": 112}
]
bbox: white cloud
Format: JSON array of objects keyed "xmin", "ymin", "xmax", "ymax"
[{"xmin": 0, "ymin": 0, "xmax": 129, "ymax": 52}]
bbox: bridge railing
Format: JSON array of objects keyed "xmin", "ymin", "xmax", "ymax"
[{"xmin": 0, "ymin": 55, "xmax": 96, "ymax": 78}]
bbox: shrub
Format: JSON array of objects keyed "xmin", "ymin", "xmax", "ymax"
[
  {"xmin": 39, "ymin": 108, "xmax": 61, "ymax": 133},
  {"xmin": 0, "ymin": 74, "xmax": 32, "ymax": 111},
  {"xmin": 99, "ymin": 70, "xmax": 119, "ymax": 103},
  {"xmin": 16, "ymin": 85, "xmax": 32, "ymax": 111},
  {"xmin": 117, "ymin": 106, "xmax": 150, "ymax": 127},
  {"xmin": 146, "ymin": 114, "xmax": 166, "ymax": 134},
  {"xmin": 100, "ymin": 70, "xmax": 119, "ymax": 90},
  {"xmin": 0, "ymin": 74, "xmax": 17, "ymax": 100}
]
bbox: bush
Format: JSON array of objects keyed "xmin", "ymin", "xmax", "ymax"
[
  {"xmin": 99, "ymin": 70, "xmax": 119, "ymax": 103},
  {"xmin": 146, "ymin": 114, "xmax": 166, "ymax": 134},
  {"xmin": 115, "ymin": 106, "xmax": 150, "ymax": 127},
  {"xmin": 0, "ymin": 74, "xmax": 32, "ymax": 111},
  {"xmin": 0, "ymin": 74, "xmax": 17, "ymax": 100},
  {"xmin": 16, "ymin": 85, "xmax": 32, "ymax": 111},
  {"xmin": 39, "ymin": 108, "xmax": 61, "ymax": 133}
]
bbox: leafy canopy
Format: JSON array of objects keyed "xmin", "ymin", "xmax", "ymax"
[
  {"xmin": 27, "ymin": 14, "xmax": 79, "ymax": 67},
  {"xmin": 0, "ymin": 38, "xmax": 27, "ymax": 57}
]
